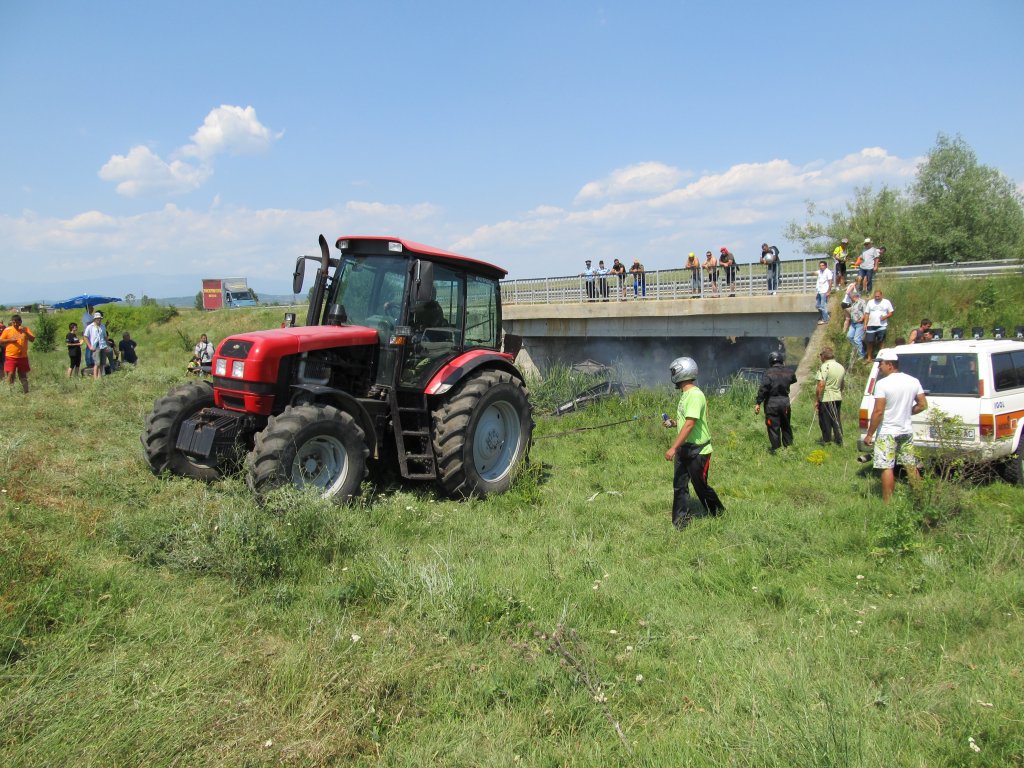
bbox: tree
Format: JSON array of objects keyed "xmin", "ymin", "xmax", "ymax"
[
  {"xmin": 904, "ymin": 133, "xmax": 1024, "ymax": 264},
  {"xmin": 785, "ymin": 185, "xmax": 910, "ymax": 261},
  {"xmin": 124, "ymin": 293, "xmax": 136, "ymax": 306},
  {"xmin": 194, "ymin": 291, "xmax": 204, "ymax": 311},
  {"xmin": 786, "ymin": 134, "xmax": 1024, "ymax": 266}
]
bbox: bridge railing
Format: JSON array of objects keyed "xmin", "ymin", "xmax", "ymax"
[
  {"xmin": 500, "ymin": 258, "xmax": 1023, "ymax": 305},
  {"xmin": 501, "ymin": 259, "xmax": 821, "ymax": 305}
]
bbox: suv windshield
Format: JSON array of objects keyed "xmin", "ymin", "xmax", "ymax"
[
  {"xmin": 329, "ymin": 255, "xmax": 409, "ymax": 327},
  {"xmin": 895, "ymin": 352, "xmax": 979, "ymax": 396}
]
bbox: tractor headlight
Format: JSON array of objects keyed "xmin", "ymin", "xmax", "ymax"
[
  {"xmin": 215, "ymin": 359, "xmax": 227, "ymax": 376},
  {"xmin": 231, "ymin": 360, "xmax": 245, "ymax": 378}
]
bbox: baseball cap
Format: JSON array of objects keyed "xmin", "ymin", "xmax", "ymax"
[
  {"xmin": 841, "ymin": 238, "xmax": 849, "ymax": 244},
  {"xmin": 720, "ymin": 247, "xmax": 727, "ymax": 253},
  {"xmin": 864, "ymin": 237, "xmax": 872, "ymax": 244},
  {"xmin": 876, "ymin": 349, "xmax": 898, "ymax": 362},
  {"xmin": 92, "ymin": 311, "xmax": 103, "ymax": 319}
]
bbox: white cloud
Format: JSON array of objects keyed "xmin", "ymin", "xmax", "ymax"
[
  {"xmin": 454, "ymin": 148, "xmax": 922, "ymax": 274},
  {"xmin": 8, "ymin": 145, "xmax": 926, "ymax": 301},
  {"xmin": 180, "ymin": 105, "xmax": 281, "ymax": 161},
  {"xmin": 575, "ymin": 161, "xmax": 687, "ymax": 203},
  {"xmin": 98, "ymin": 145, "xmax": 211, "ymax": 197},
  {"xmin": 98, "ymin": 105, "xmax": 279, "ymax": 197}
]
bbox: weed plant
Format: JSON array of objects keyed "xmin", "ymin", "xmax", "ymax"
[{"xmin": 1, "ymin": 297, "xmax": 1022, "ymax": 766}]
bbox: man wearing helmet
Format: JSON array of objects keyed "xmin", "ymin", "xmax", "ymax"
[
  {"xmin": 664, "ymin": 356, "xmax": 725, "ymax": 528},
  {"xmin": 754, "ymin": 350, "xmax": 797, "ymax": 453}
]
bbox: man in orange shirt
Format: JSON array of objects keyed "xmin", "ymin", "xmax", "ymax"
[{"xmin": 0, "ymin": 314, "xmax": 36, "ymax": 393}]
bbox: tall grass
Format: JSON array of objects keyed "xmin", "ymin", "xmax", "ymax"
[{"xmin": 1, "ymin": 290, "xmax": 1023, "ymax": 766}]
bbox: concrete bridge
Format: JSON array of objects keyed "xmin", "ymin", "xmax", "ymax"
[
  {"xmin": 501, "ymin": 258, "xmax": 821, "ymax": 337},
  {"xmin": 503, "ymin": 293, "xmax": 818, "ymax": 338},
  {"xmin": 499, "ymin": 260, "xmax": 823, "ymax": 382}
]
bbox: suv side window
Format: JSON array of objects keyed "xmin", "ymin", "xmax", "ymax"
[{"xmin": 992, "ymin": 351, "xmax": 1024, "ymax": 391}]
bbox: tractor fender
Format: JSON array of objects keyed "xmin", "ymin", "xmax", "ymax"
[
  {"xmin": 424, "ymin": 350, "xmax": 522, "ymax": 397},
  {"xmin": 289, "ymin": 384, "xmax": 378, "ymax": 456}
]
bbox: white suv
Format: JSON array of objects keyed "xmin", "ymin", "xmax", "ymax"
[{"xmin": 858, "ymin": 339, "xmax": 1024, "ymax": 484}]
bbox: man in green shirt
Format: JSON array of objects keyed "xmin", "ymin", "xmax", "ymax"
[
  {"xmin": 664, "ymin": 356, "xmax": 725, "ymax": 529},
  {"xmin": 814, "ymin": 346, "xmax": 846, "ymax": 446}
]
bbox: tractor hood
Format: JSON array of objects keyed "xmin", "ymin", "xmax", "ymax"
[
  {"xmin": 218, "ymin": 324, "xmax": 381, "ymax": 360},
  {"xmin": 212, "ymin": 324, "xmax": 381, "ymax": 400}
]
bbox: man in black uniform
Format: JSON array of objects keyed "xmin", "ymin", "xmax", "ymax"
[{"xmin": 754, "ymin": 350, "xmax": 797, "ymax": 453}]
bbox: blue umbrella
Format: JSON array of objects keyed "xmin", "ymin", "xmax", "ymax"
[{"xmin": 51, "ymin": 295, "xmax": 123, "ymax": 310}]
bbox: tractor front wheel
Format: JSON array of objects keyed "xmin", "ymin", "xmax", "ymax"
[
  {"xmin": 142, "ymin": 381, "xmax": 221, "ymax": 481},
  {"xmin": 246, "ymin": 404, "xmax": 368, "ymax": 503},
  {"xmin": 432, "ymin": 370, "xmax": 533, "ymax": 498}
]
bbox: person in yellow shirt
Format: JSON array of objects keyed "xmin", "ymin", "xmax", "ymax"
[
  {"xmin": 832, "ymin": 237, "xmax": 850, "ymax": 287},
  {"xmin": 0, "ymin": 314, "xmax": 36, "ymax": 393}
]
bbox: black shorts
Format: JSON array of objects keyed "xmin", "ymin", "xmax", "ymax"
[{"xmin": 865, "ymin": 326, "xmax": 887, "ymax": 343}]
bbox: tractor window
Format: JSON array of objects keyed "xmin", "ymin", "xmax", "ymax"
[
  {"xmin": 402, "ymin": 264, "xmax": 466, "ymax": 384},
  {"xmin": 331, "ymin": 255, "xmax": 408, "ymax": 328},
  {"xmin": 465, "ymin": 275, "xmax": 499, "ymax": 348}
]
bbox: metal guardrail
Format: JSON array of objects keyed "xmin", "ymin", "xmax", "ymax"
[{"xmin": 500, "ymin": 258, "xmax": 1022, "ymax": 305}]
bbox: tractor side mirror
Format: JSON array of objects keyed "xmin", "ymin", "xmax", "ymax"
[
  {"xmin": 292, "ymin": 257, "xmax": 305, "ymax": 294},
  {"xmin": 413, "ymin": 259, "xmax": 435, "ymax": 303}
]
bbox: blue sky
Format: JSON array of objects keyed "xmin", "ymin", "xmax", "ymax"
[{"xmin": 2, "ymin": 0, "xmax": 1022, "ymax": 303}]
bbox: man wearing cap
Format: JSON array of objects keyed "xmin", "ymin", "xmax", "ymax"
[
  {"xmin": 832, "ymin": 238, "xmax": 850, "ymax": 287},
  {"xmin": 580, "ymin": 259, "xmax": 596, "ymax": 301},
  {"xmin": 864, "ymin": 349, "xmax": 927, "ymax": 503},
  {"xmin": 596, "ymin": 260, "xmax": 610, "ymax": 301},
  {"xmin": 629, "ymin": 258, "xmax": 646, "ymax": 298},
  {"xmin": 83, "ymin": 311, "xmax": 111, "ymax": 379},
  {"xmin": 719, "ymin": 247, "xmax": 736, "ymax": 296},
  {"xmin": 858, "ymin": 238, "xmax": 880, "ymax": 293}
]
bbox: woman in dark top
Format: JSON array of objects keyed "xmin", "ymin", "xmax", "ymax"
[{"xmin": 66, "ymin": 322, "xmax": 82, "ymax": 377}]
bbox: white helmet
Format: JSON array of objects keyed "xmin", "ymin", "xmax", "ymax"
[{"xmin": 669, "ymin": 356, "xmax": 698, "ymax": 384}]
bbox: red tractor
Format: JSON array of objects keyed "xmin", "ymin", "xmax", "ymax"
[{"xmin": 142, "ymin": 235, "xmax": 533, "ymax": 502}]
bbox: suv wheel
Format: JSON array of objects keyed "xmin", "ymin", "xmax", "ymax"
[{"xmin": 1002, "ymin": 436, "xmax": 1023, "ymax": 486}]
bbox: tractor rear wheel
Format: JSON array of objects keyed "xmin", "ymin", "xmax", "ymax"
[
  {"xmin": 432, "ymin": 370, "xmax": 533, "ymax": 498},
  {"xmin": 142, "ymin": 381, "xmax": 221, "ymax": 481},
  {"xmin": 246, "ymin": 404, "xmax": 368, "ymax": 503}
]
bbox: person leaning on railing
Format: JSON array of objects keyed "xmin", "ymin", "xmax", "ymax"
[{"xmin": 629, "ymin": 258, "xmax": 646, "ymax": 298}]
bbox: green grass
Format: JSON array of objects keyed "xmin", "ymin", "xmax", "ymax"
[{"xmin": 1, "ymin": 294, "xmax": 1023, "ymax": 766}]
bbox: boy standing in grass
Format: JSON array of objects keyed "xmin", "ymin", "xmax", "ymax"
[
  {"xmin": 664, "ymin": 356, "xmax": 725, "ymax": 529},
  {"xmin": 1, "ymin": 314, "xmax": 35, "ymax": 393}
]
